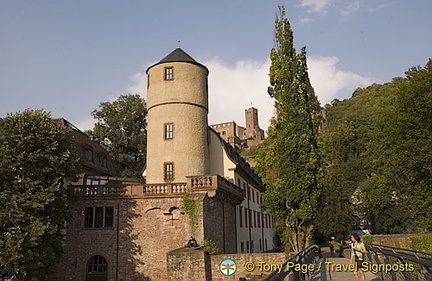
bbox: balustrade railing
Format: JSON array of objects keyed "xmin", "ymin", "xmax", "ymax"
[
  {"xmin": 143, "ymin": 183, "xmax": 188, "ymax": 194},
  {"xmin": 72, "ymin": 175, "xmax": 232, "ymax": 197},
  {"xmin": 143, "ymin": 184, "xmax": 168, "ymax": 194},
  {"xmin": 73, "ymin": 185, "xmax": 127, "ymax": 196},
  {"xmin": 189, "ymin": 175, "xmax": 217, "ymax": 188},
  {"xmin": 342, "ymin": 244, "xmax": 432, "ymax": 281}
]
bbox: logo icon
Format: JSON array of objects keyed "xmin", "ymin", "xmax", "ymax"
[{"xmin": 219, "ymin": 258, "xmax": 237, "ymax": 276}]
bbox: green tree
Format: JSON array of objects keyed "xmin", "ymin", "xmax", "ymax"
[
  {"xmin": 256, "ymin": 6, "xmax": 323, "ymax": 253},
  {"xmin": 315, "ymin": 97, "xmax": 372, "ymax": 240},
  {"xmin": 320, "ymin": 60, "xmax": 432, "ymax": 234},
  {"xmin": 89, "ymin": 94, "xmax": 147, "ymax": 177},
  {"xmin": 360, "ymin": 60, "xmax": 432, "ymax": 233},
  {"xmin": 0, "ymin": 110, "xmax": 81, "ymax": 280}
]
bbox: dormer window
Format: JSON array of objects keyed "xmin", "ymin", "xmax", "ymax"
[
  {"xmin": 97, "ymin": 152, "xmax": 108, "ymax": 168},
  {"xmin": 83, "ymin": 144, "xmax": 94, "ymax": 162},
  {"xmin": 165, "ymin": 67, "xmax": 173, "ymax": 80}
]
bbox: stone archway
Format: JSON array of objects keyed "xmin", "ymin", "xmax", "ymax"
[{"xmin": 86, "ymin": 255, "xmax": 108, "ymax": 281}]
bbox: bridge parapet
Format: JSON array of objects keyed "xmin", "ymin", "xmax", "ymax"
[
  {"xmin": 261, "ymin": 245, "xmax": 320, "ymax": 281},
  {"xmin": 342, "ymin": 244, "xmax": 432, "ymax": 281}
]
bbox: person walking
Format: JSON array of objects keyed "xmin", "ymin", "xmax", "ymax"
[{"xmin": 350, "ymin": 233, "xmax": 367, "ymax": 281}]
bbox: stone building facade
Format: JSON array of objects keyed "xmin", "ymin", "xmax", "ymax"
[
  {"xmin": 50, "ymin": 48, "xmax": 275, "ymax": 281},
  {"xmin": 210, "ymin": 107, "xmax": 265, "ymax": 149}
]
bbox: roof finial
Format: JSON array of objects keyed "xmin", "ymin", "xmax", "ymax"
[{"xmin": 177, "ymin": 40, "xmax": 181, "ymax": 48}]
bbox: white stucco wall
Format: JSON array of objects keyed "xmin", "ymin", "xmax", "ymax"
[{"xmin": 208, "ymin": 129, "xmax": 236, "ymax": 179}]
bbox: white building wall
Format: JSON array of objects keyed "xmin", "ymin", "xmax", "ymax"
[
  {"xmin": 235, "ymin": 175, "xmax": 275, "ymax": 253},
  {"xmin": 208, "ymin": 128, "xmax": 275, "ymax": 254}
]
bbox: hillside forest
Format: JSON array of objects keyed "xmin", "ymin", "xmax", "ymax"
[{"xmin": 314, "ymin": 59, "xmax": 432, "ymax": 238}]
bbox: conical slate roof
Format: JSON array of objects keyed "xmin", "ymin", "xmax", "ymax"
[
  {"xmin": 146, "ymin": 48, "xmax": 208, "ymax": 74},
  {"xmin": 160, "ymin": 48, "xmax": 198, "ymax": 64}
]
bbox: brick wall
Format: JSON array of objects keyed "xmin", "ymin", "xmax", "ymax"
[
  {"xmin": 50, "ymin": 195, "xmax": 200, "ymax": 281},
  {"xmin": 50, "ymin": 187, "xmax": 252, "ymax": 280}
]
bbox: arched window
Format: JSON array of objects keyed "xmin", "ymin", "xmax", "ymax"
[{"xmin": 86, "ymin": 255, "xmax": 108, "ymax": 281}]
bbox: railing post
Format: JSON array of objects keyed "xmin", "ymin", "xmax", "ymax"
[{"xmin": 186, "ymin": 176, "xmax": 193, "ymax": 189}]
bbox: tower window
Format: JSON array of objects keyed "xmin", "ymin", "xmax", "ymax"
[
  {"xmin": 165, "ymin": 67, "xmax": 173, "ymax": 80},
  {"xmin": 164, "ymin": 162, "xmax": 174, "ymax": 181},
  {"xmin": 165, "ymin": 123, "xmax": 173, "ymax": 139}
]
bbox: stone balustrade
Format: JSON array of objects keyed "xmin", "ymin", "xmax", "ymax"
[
  {"xmin": 72, "ymin": 175, "xmax": 241, "ymax": 199},
  {"xmin": 188, "ymin": 175, "xmax": 217, "ymax": 188},
  {"xmin": 143, "ymin": 183, "xmax": 188, "ymax": 194},
  {"xmin": 73, "ymin": 185, "xmax": 128, "ymax": 196},
  {"xmin": 143, "ymin": 184, "xmax": 168, "ymax": 194}
]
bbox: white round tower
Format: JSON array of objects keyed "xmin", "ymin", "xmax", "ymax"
[{"xmin": 145, "ymin": 48, "xmax": 210, "ymax": 184}]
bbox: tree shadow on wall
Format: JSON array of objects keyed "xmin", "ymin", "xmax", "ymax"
[{"xmin": 120, "ymin": 196, "xmax": 150, "ymax": 281}]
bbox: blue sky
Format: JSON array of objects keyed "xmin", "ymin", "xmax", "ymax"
[{"xmin": 1, "ymin": 0, "xmax": 431, "ymax": 131}]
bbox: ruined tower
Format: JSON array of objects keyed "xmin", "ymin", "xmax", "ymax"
[
  {"xmin": 244, "ymin": 107, "xmax": 259, "ymax": 139},
  {"xmin": 244, "ymin": 107, "xmax": 265, "ymax": 147}
]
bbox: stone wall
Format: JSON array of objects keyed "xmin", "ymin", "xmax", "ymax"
[
  {"xmin": 50, "ymin": 195, "xmax": 199, "ymax": 281},
  {"xmin": 167, "ymin": 248, "xmax": 211, "ymax": 281},
  {"xmin": 210, "ymin": 252, "xmax": 286, "ymax": 281},
  {"xmin": 166, "ymin": 248, "xmax": 286, "ymax": 281},
  {"xmin": 203, "ymin": 195, "xmax": 238, "ymax": 254}
]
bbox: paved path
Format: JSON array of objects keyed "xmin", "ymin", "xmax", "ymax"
[{"xmin": 309, "ymin": 250, "xmax": 381, "ymax": 281}]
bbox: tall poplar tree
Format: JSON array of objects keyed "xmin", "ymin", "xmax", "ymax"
[{"xmin": 256, "ymin": 6, "xmax": 323, "ymax": 252}]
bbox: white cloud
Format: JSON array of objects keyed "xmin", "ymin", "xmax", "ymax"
[
  {"xmin": 128, "ymin": 71, "xmax": 148, "ymax": 96},
  {"xmin": 298, "ymin": 0, "xmax": 332, "ymax": 13},
  {"xmin": 298, "ymin": 0, "xmax": 363, "ymax": 15},
  {"xmin": 203, "ymin": 58, "xmax": 274, "ymax": 131},
  {"xmin": 127, "ymin": 61, "xmax": 158, "ymax": 97},
  {"xmin": 307, "ymin": 56, "xmax": 373, "ymax": 104},
  {"xmin": 299, "ymin": 17, "xmax": 314, "ymax": 25},
  {"xmin": 126, "ymin": 56, "xmax": 373, "ymax": 131},
  {"xmin": 76, "ymin": 117, "xmax": 96, "ymax": 132},
  {"xmin": 340, "ymin": 0, "xmax": 361, "ymax": 16},
  {"xmin": 368, "ymin": 2, "xmax": 393, "ymax": 13}
]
